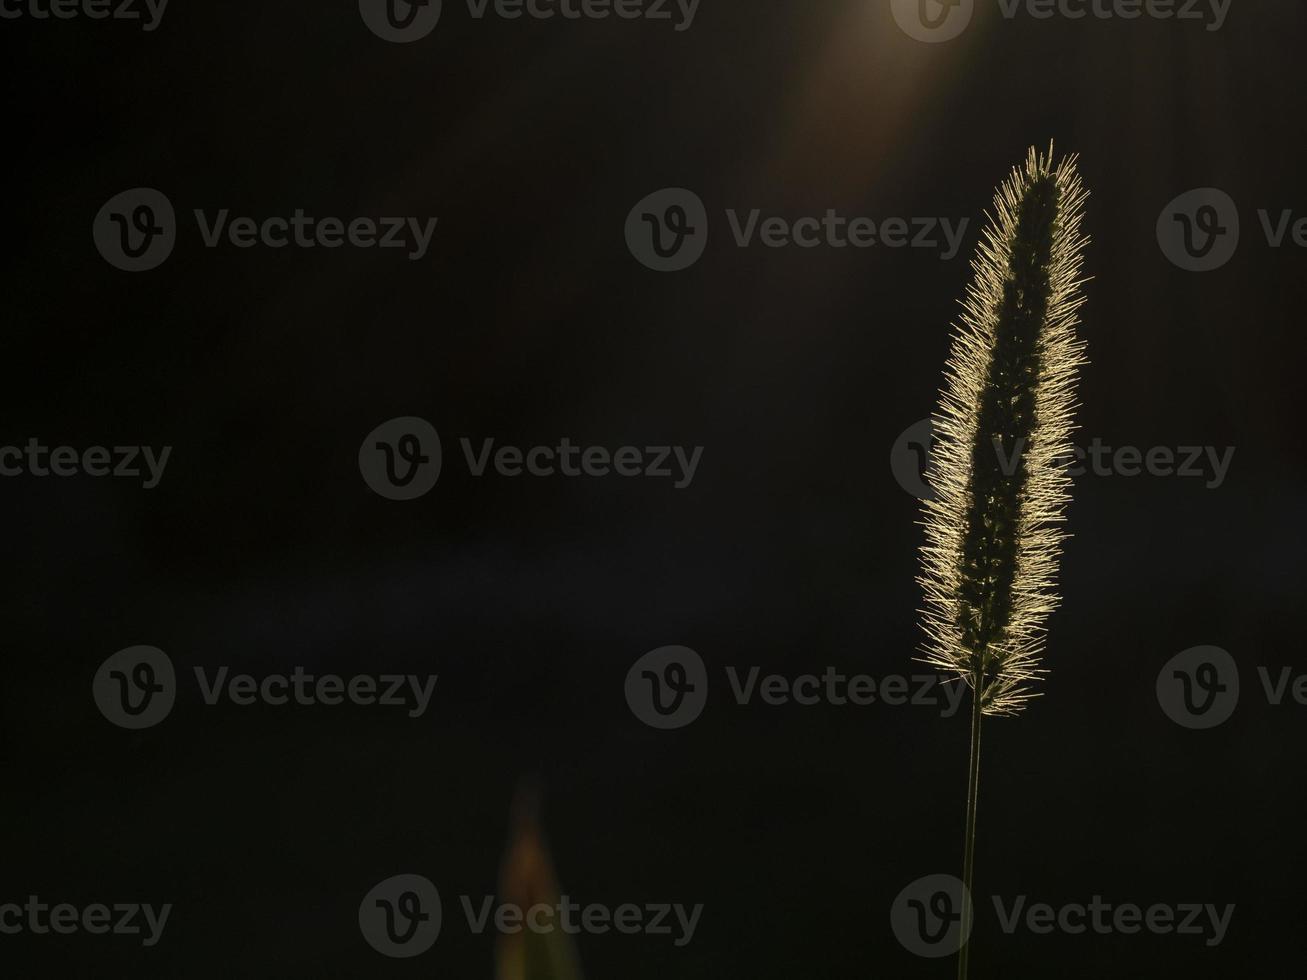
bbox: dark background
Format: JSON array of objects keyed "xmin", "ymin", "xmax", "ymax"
[{"xmin": 4, "ymin": 1, "xmax": 1305, "ymax": 976}]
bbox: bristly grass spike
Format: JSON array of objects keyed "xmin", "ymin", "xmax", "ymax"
[{"xmin": 916, "ymin": 144, "xmax": 1089, "ymax": 979}]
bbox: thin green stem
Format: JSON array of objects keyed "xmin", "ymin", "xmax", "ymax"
[{"xmin": 957, "ymin": 676, "xmax": 983, "ymax": 980}]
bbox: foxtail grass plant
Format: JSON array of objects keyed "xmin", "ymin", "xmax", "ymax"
[
  {"xmin": 918, "ymin": 146, "xmax": 1088, "ymax": 979},
  {"xmin": 496, "ymin": 780, "xmax": 583, "ymax": 980}
]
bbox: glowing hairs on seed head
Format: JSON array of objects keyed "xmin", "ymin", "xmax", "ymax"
[{"xmin": 919, "ymin": 146, "xmax": 1089, "ymax": 717}]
